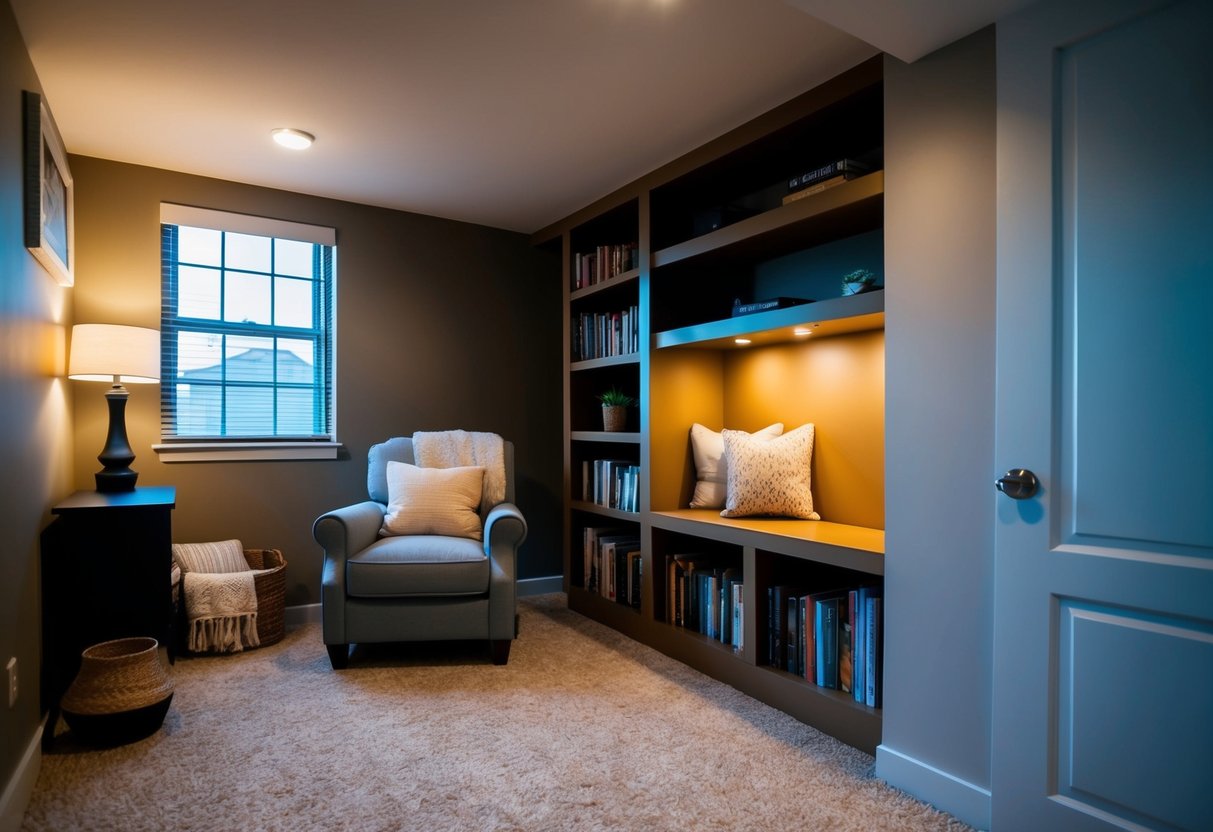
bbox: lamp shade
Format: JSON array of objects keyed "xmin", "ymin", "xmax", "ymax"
[{"xmin": 68, "ymin": 324, "xmax": 160, "ymax": 383}]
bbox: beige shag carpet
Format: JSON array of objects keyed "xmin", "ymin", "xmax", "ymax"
[{"xmin": 23, "ymin": 594, "xmax": 970, "ymax": 832}]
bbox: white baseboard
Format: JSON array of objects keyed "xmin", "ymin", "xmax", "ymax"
[
  {"xmin": 518, "ymin": 575, "xmax": 562, "ymax": 596},
  {"xmin": 280, "ymin": 575, "xmax": 562, "ymax": 627},
  {"xmin": 0, "ymin": 718, "xmax": 44, "ymax": 832},
  {"xmin": 875, "ymin": 744, "xmax": 991, "ymax": 831},
  {"xmin": 284, "ymin": 602, "xmax": 321, "ymax": 626}
]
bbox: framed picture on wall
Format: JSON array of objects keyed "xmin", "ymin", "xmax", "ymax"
[{"xmin": 23, "ymin": 90, "xmax": 74, "ymax": 287}]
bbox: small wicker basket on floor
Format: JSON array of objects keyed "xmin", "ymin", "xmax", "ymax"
[
  {"xmin": 244, "ymin": 548, "xmax": 287, "ymax": 647},
  {"xmin": 172, "ymin": 548, "xmax": 287, "ymax": 651}
]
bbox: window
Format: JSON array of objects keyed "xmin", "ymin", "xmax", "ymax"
[{"xmin": 155, "ymin": 204, "xmax": 338, "ymax": 461}]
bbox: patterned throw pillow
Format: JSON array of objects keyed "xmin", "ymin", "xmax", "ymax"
[
  {"xmin": 720, "ymin": 423, "xmax": 819, "ymax": 519},
  {"xmin": 172, "ymin": 539, "xmax": 249, "ymax": 574},
  {"xmin": 380, "ymin": 461, "xmax": 485, "ymax": 540},
  {"xmin": 688, "ymin": 422, "xmax": 784, "ymax": 508}
]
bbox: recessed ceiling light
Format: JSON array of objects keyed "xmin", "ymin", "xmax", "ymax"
[
  {"xmin": 734, "ymin": 338, "xmax": 752, "ymax": 346},
  {"xmin": 271, "ymin": 128, "xmax": 315, "ymax": 150},
  {"xmin": 794, "ymin": 328, "xmax": 812, "ymax": 336}
]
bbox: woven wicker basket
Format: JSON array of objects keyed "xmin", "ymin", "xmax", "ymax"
[
  {"xmin": 173, "ymin": 548, "xmax": 287, "ymax": 651},
  {"xmin": 243, "ymin": 548, "xmax": 287, "ymax": 647},
  {"xmin": 61, "ymin": 636, "xmax": 174, "ymax": 745}
]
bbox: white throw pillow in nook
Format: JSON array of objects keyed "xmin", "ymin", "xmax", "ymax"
[
  {"xmin": 381, "ymin": 461, "xmax": 485, "ymax": 540},
  {"xmin": 720, "ymin": 423, "xmax": 819, "ymax": 520},
  {"xmin": 689, "ymin": 422, "xmax": 783, "ymax": 509}
]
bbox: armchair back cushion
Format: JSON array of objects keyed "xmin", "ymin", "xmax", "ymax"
[{"xmin": 368, "ymin": 436, "xmax": 516, "ymax": 507}]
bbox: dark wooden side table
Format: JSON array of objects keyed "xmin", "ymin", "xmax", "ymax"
[{"xmin": 40, "ymin": 486, "xmax": 176, "ymax": 746}]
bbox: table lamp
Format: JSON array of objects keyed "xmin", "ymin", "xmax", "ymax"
[{"xmin": 68, "ymin": 324, "xmax": 160, "ymax": 492}]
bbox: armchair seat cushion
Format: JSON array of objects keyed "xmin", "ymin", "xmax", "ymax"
[{"xmin": 346, "ymin": 535, "xmax": 489, "ymax": 597}]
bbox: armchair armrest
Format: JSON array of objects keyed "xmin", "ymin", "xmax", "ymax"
[
  {"xmin": 484, "ymin": 501, "xmax": 527, "ymax": 554},
  {"xmin": 313, "ymin": 500, "xmax": 386, "ymax": 563}
]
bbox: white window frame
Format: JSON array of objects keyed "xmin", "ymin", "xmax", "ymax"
[{"xmin": 153, "ymin": 203, "xmax": 340, "ymax": 462}]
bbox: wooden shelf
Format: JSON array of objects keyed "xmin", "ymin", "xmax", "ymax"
[
  {"xmin": 570, "ymin": 268, "xmax": 640, "ymax": 302},
  {"xmin": 570, "ymin": 500, "xmax": 643, "ymax": 522},
  {"xmin": 650, "ymin": 510, "xmax": 884, "ymax": 575},
  {"xmin": 570, "ymin": 353, "xmax": 640, "ymax": 372},
  {"xmin": 654, "ymin": 292, "xmax": 884, "ymax": 350},
  {"xmin": 651, "ymin": 172, "xmax": 884, "ymax": 271},
  {"xmin": 571, "ymin": 431, "xmax": 640, "ymax": 444}
]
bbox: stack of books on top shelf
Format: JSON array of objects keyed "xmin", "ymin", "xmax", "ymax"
[
  {"xmin": 666, "ymin": 555, "xmax": 744, "ymax": 652},
  {"xmin": 582, "ymin": 526, "xmax": 642, "ymax": 608},
  {"xmin": 782, "ymin": 158, "xmax": 871, "ymax": 206},
  {"xmin": 572, "ymin": 242, "xmax": 639, "ymax": 290},
  {"xmin": 572, "ymin": 305, "xmax": 639, "ymax": 361},
  {"xmin": 768, "ymin": 584, "xmax": 882, "ymax": 708},
  {"xmin": 582, "ymin": 459, "xmax": 640, "ymax": 512}
]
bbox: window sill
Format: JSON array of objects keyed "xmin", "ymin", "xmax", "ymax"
[{"xmin": 153, "ymin": 442, "xmax": 342, "ymax": 462}]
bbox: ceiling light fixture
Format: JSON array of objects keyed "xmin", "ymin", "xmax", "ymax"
[
  {"xmin": 794, "ymin": 328, "xmax": 812, "ymax": 336},
  {"xmin": 271, "ymin": 128, "xmax": 315, "ymax": 150},
  {"xmin": 734, "ymin": 338, "xmax": 752, "ymax": 346}
]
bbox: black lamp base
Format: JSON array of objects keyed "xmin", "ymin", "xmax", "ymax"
[
  {"xmin": 95, "ymin": 384, "xmax": 138, "ymax": 493},
  {"xmin": 96, "ymin": 469, "xmax": 138, "ymax": 492}
]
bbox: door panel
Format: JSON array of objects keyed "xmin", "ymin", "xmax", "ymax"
[
  {"xmin": 994, "ymin": 1, "xmax": 1213, "ymax": 829},
  {"xmin": 1059, "ymin": 0, "xmax": 1213, "ymax": 554},
  {"xmin": 1056, "ymin": 600, "xmax": 1213, "ymax": 831}
]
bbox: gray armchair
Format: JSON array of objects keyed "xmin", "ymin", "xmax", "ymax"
[{"xmin": 312, "ymin": 436, "xmax": 527, "ymax": 669}]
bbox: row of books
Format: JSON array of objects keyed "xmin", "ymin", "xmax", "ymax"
[
  {"xmin": 768, "ymin": 584, "xmax": 882, "ymax": 708},
  {"xmin": 782, "ymin": 158, "xmax": 871, "ymax": 206},
  {"xmin": 572, "ymin": 243, "xmax": 639, "ymax": 290},
  {"xmin": 572, "ymin": 305, "xmax": 639, "ymax": 361},
  {"xmin": 582, "ymin": 525, "xmax": 642, "ymax": 607},
  {"xmin": 581, "ymin": 458, "xmax": 640, "ymax": 513},
  {"xmin": 665, "ymin": 556, "xmax": 744, "ymax": 651}
]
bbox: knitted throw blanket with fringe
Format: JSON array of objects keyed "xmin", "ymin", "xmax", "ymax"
[
  {"xmin": 183, "ymin": 571, "xmax": 260, "ymax": 653},
  {"xmin": 413, "ymin": 430, "xmax": 506, "ymax": 514}
]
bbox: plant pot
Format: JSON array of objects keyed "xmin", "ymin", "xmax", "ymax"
[
  {"xmin": 60, "ymin": 637, "xmax": 174, "ymax": 746},
  {"xmin": 602, "ymin": 405, "xmax": 627, "ymax": 432}
]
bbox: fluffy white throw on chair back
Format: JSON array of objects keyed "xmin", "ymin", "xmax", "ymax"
[{"xmin": 413, "ymin": 430, "xmax": 506, "ymax": 514}]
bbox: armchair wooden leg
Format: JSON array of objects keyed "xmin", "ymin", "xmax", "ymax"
[
  {"xmin": 326, "ymin": 643, "xmax": 349, "ymax": 670},
  {"xmin": 490, "ymin": 639, "xmax": 511, "ymax": 665}
]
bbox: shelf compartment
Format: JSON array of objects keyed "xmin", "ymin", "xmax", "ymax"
[
  {"xmin": 652, "ymin": 172, "xmax": 884, "ymax": 271},
  {"xmin": 654, "ymin": 292, "xmax": 883, "ymax": 350},
  {"xmin": 650, "ymin": 509, "xmax": 884, "ymax": 575}
]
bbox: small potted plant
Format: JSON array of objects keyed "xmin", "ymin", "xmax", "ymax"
[
  {"xmin": 841, "ymin": 269, "xmax": 878, "ymax": 296},
  {"xmin": 597, "ymin": 387, "xmax": 636, "ymax": 432}
]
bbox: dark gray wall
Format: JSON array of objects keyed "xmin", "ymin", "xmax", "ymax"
[
  {"xmin": 67, "ymin": 156, "xmax": 563, "ymax": 608},
  {"xmin": 879, "ymin": 27, "xmax": 996, "ymax": 828},
  {"xmin": 0, "ymin": 0, "xmax": 75, "ymax": 804}
]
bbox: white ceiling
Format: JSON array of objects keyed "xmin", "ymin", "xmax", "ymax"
[{"xmin": 11, "ymin": 0, "xmax": 1026, "ymax": 235}]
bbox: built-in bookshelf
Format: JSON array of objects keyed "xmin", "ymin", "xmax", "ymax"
[{"xmin": 534, "ymin": 56, "xmax": 885, "ymax": 753}]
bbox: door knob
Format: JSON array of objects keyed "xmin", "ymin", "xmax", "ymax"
[{"xmin": 995, "ymin": 468, "xmax": 1038, "ymax": 500}]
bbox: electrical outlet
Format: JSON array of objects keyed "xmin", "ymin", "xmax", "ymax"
[{"xmin": 6, "ymin": 657, "xmax": 16, "ymax": 709}]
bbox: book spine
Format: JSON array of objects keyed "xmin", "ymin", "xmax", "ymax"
[
  {"xmin": 840, "ymin": 591, "xmax": 855, "ymax": 694},
  {"xmin": 853, "ymin": 588, "xmax": 866, "ymax": 703},
  {"xmin": 815, "ymin": 598, "xmax": 839, "ymax": 689},
  {"xmin": 865, "ymin": 595, "xmax": 882, "ymax": 708},
  {"xmin": 788, "ymin": 158, "xmax": 870, "ymax": 191},
  {"xmin": 786, "ymin": 594, "xmax": 800, "ymax": 674}
]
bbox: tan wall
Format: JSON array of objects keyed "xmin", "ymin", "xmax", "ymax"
[
  {"xmin": 1, "ymin": 0, "xmax": 75, "ymax": 798},
  {"xmin": 68, "ymin": 156, "xmax": 563, "ymax": 608}
]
